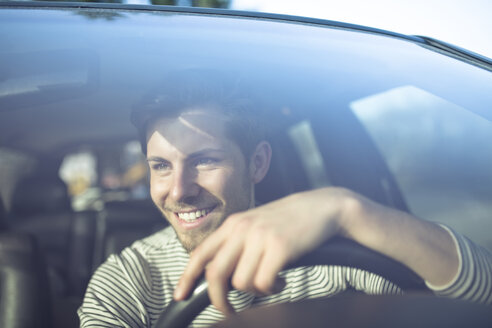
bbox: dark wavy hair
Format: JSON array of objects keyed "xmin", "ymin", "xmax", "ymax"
[{"xmin": 130, "ymin": 69, "xmax": 266, "ymax": 161}]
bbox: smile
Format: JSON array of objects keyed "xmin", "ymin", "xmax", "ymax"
[{"xmin": 176, "ymin": 206, "xmax": 215, "ymax": 222}]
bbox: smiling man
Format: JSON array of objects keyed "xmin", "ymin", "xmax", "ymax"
[
  {"xmin": 145, "ymin": 108, "xmax": 266, "ymax": 253},
  {"xmin": 79, "ymin": 71, "xmax": 492, "ymax": 327}
]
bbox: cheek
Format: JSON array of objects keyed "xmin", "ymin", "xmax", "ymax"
[
  {"xmin": 197, "ymin": 171, "xmax": 230, "ymax": 194},
  {"xmin": 149, "ymin": 175, "xmax": 169, "ymax": 204},
  {"xmin": 200, "ymin": 168, "xmax": 250, "ymax": 202}
]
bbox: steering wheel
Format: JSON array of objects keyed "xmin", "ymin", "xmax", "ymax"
[{"xmin": 155, "ymin": 237, "xmax": 429, "ymax": 328}]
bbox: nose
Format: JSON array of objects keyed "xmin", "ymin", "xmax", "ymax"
[{"xmin": 169, "ymin": 165, "xmax": 199, "ymax": 203}]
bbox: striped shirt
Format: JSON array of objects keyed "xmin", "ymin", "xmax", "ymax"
[{"xmin": 78, "ymin": 225, "xmax": 492, "ymax": 327}]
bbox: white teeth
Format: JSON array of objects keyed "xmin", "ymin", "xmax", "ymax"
[{"xmin": 177, "ymin": 208, "xmax": 210, "ymax": 222}]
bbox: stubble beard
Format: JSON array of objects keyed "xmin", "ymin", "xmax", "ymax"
[
  {"xmin": 165, "ymin": 177, "xmax": 252, "ymax": 253},
  {"xmin": 161, "ymin": 197, "xmax": 222, "ymax": 253},
  {"xmin": 178, "ymin": 227, "xmax": 209, "ymax": 253}
]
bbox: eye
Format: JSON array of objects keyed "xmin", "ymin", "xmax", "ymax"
[
  {"xmin": 149, "ymin": 161, "xmax": 170, "ymax": 171},
  {"xmin": 195, "ymin": 157, "xmax": 219, "ymax": 167}
]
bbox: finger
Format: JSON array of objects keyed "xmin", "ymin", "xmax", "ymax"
[
  {"xmin": 231, "ymin": 231, "xmax": 265, "ymax": 292},
  {"xmin": 253, "ymin": 241, "xmax": 290, "ymax": 294},
  {"xmin": 174, "ymin": 228, "xmax": 229, "ymax": 300},
  {"xmin": 205, "ymin": 231, "xmax": 246, "ymax": 314}
]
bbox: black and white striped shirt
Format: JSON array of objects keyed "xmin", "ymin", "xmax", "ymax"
[{"xmin": 78, "ymin": 225, "xmax": 492, "ymax": 327}]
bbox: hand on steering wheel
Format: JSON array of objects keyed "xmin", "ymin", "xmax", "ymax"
[{"xmin": 155, "ymin": 237, "xmax": 429, "ymax": 328}]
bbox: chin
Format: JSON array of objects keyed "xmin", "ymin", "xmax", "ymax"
[{"xmin": 177, "ymin": 231, "xmax": 209, "ymax": 253}]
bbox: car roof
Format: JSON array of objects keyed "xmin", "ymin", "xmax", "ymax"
[{"xmin": 1, "ymin": 1, "xmax": 491, "ymax": 157}]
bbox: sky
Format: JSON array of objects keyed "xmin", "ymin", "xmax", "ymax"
[{"xmin": 231, "ymin": 0, "xmax": 492, "ymax": 59}]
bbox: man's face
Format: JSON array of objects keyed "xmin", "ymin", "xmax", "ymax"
[{"xmin": 146, "ymin": 108, "xmax": 254, "ymax": 252}]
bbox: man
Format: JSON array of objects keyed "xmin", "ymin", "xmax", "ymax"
[{"xmin": 79, "ymin": 71, "xmax": 492, "ymax": 327}]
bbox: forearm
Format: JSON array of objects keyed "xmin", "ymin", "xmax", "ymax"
[{"xmin": 336, "ymin": 190, "xmax": 460, "ymax": 286}]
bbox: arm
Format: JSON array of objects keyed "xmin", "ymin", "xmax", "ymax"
[
  {"xmin": 339, "ymin": 189, "xmax": 459, "ymax": 287},
  {"xmin": 174, "ymin": 187, "xmax": 491, "ymax": 313}
]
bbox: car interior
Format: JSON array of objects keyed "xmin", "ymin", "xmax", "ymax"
[
  {"xmin": 0, "ymin": 77, "xmax": 413, "ymax": 327},
  {"xmin": 1, "ymin": 2, "xmax": 492, "ymax": 327}
]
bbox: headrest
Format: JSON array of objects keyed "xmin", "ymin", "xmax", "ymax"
[
  {"xmin": 103, "ymin": 198, "xmax": 162, "ymax": 224},
  {"xmin": 0, "ymin": 200, "xmax": 6, "ymax": 230},
  {"xmin": 11, "ymin": 175, "xmax": 71, "ymax": 217}
]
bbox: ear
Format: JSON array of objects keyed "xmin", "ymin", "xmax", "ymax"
[{"xmin": 249, "ymin": 141, "xmax": 272, "ymax": 184}]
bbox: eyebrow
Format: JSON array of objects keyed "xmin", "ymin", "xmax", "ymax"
[
  {"xmin": 188, "ymin": 148, "xmax": 227, "ymax": 159},
  {"xmin": 146, "ymin": 148, "xmax": 226, "ymax": 163},
  {"xmin": 146, "ymin": 156, "xmax": 167, "ymax": 163}
]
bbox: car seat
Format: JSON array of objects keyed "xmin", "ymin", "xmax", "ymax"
[
  {"xmin": 92, "ymin": 198, "xmax": 167, "ymax": 269},
  {"xmin": 0, "ymin": 199, "xmax": 53, "ymax": 328},
  {"xmin": 10, "ymin": 172, "xmax": 74, "ymax": 296}
]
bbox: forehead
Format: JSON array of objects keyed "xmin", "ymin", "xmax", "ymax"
[{"xmin": 146, "ymin": 109, "xmax": 236, "ymax": 156}]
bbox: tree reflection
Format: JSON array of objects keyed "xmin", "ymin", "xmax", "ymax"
[{"xmin": 31, "ymin": 0, "xmax": 231, "ymax": 8}]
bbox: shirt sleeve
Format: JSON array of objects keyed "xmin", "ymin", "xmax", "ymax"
[
  {"xmin": 78, "ymin": 249, "xmax": 152, "ymax": 328},
  {"xmin": 425, "ymin": 224, "xmax": 492, "ymax": 305}
]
